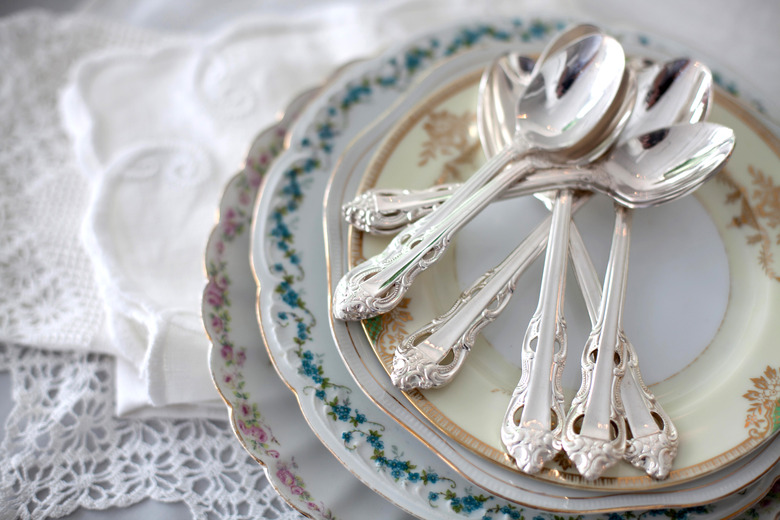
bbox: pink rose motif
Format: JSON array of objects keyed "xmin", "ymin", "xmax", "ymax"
[
  {"xmin": 215, "ymin": 275, "xmax": 228, "ymax": 290},
  {"xmin": 211, "ymin": 315, "xmax": 224, "ymax": 333},
  {"xmin": 307, "ymin": 502, "xmax": 320, "ymax": 512},
  {"xmin": 239, "ymin": 191, "xmax": 251, "ymax": 206},
  {"xmin": 223, "ymin": 219, "xmax": 238, "ymax": 238},
  {"xmin": 259, "ymin": 153, "xmax": 269, "ymax": 165},
  {"xmin": 221, "ymin": 344, "xmax": 233, "ymax": 361},
  {"xmin": 241, "ymin": 403, "xmax": 251, "ymax": 416},
  {"xmin": 206, "ymin": 282, "xmax": 224, "ymax": 307},
  {"xmin": 216, "ymin": 241, "xmax": 225, "ymax": 255},
  {"xmin": 290, "ymin": 485, "xmax": 304, "ymax": 496},
  {"xmin": 248, "ymin": 169, "xmax": 262, "ymax": 188},
  {"xmin": 238, "ymin": 419, "xmax": 248, "ymax": 433},
  {"xmin": 250, "ymin": 425, "xmax": 268, "ymax": 443},
  {"xmin": 224, "ymin": 374, "xmax": 232, "ymax": 384},
  {"xmin": 236, "ymin": 350, "xmax": 246, "ymax": 365},
  {"xmin": 267, "ymin": 449, "xmax": 280, "ymax": 459},
  {"xmin": 277, "ymin": 468, "xmax": 295, "ymax": 486}
]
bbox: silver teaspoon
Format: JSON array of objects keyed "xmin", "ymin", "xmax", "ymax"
[{"xmin": 332, "ymin": 30, "xmax": 629, "ymax": 321}]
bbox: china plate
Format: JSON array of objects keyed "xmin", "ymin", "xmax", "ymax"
[
  {"xmin": 204, "ymin": 88, "xmax": 410, "ymax": 519},
  {"xmin": 328, "ymin": 54, "xmax": 780, "ymax": 492},
  {"xmin": 249, "ymin": 17, "xmax": 780, "ymax": 519}
]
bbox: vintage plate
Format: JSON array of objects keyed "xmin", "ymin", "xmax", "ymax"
[
  {"xmin": 204, "ymin": 88, "xmax": 411, "ymax": 520},
  {"xmin": 250, "ymin": 17, "xmax": 780, "ymax": 519},
  {"xmin": 328, "ymin": 52, "xmax": 780, "ymax": 493}
]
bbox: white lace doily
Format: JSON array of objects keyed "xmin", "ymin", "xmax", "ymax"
[
  {"xmin": 0, "ymin": 11, "xmax": 299, "ymax": 519},
  {"xmin": 0, "ymin": 342, "xmax": 300, "ymax": 519}
]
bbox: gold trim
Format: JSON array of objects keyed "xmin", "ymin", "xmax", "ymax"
[{"xmin": 347, "ymin": 70, "xmax": 780, "ymax": 490}]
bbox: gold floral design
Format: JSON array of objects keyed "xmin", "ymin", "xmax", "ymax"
[
  {"xmin": 743, "ymin": 365, "xmax": 780, "ymax": 440},
  {"xmin": 720, "ymin": 167, "xmax": 780, "ymax": 281},
  {"xmin": 418, "ymin": 110, "xmax": 475, "ymax": 167},
  {"xmin": 552, "ymin": 451, "xmax": 574, "ymax": 471},
  {"xmin": 364, "ymin": 298, "xmax": 413, "ymax": 364},
  {"xmin": 434, "ymin": 141, "xmax": 482, "ymax": 186}
]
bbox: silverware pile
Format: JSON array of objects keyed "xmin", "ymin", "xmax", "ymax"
[{"xmin": 332, "ymin": 24, "xmax": 735, "ymax": 481}]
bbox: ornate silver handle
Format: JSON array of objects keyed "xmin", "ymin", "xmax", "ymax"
[
  {"xmin": 332, "ymin": 147, "xmax": 542, "ymax": 321},
  {"xmin": 567, "ymin": 210, "xmax": 677, "ymax": 480},
  {"xmin": 343, "ymin": 184, "xmax": 459, "ymax": 235},
  {"xmin": 342, "ymin": 168, "xmax": 589, "ymax": 236},
  {"xmin": 500, "ymin": 191, "xmax": 573, "ymax": 474}
]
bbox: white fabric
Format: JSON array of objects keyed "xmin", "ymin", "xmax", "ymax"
[
  {"xmin": 0, "ymin": 342, "xmax": 299, "ymax": 520},
  {"xmin": 0, "ymin": 10, "xmax": 299, "ymax": 519}
]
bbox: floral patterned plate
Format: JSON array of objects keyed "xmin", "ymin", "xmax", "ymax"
[
  {"xmin": 248, "ymin": 17, "xmax": 780, "ymax": 520},
  {"xmin": 326, "ymin": 51, "xmax": 780, "ymax": 493},
  {"xmin": 204, "ymin": 88, "xmax": 412, "ymax": 519}
]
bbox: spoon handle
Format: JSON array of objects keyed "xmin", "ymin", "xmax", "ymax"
[
  {"xmin": 568, "ymin": 213, "xmax": 678, "ymax": 479},
  {"xmin": 501, "ymin": 190, "xmax": 572, "ymax": 474},
  {"xmin": 561, "ymin": 204, "xmax": 631, "ymax": 480},
  {"xmin": 391, "ymin": 195, "xmax": 590, "ymax": 391},
  {"xmin": 332, "ymin": 145, "xmax": 539, "ymax": 321},
  {"xmin": 342, "ymin": 170, "xmax": 586, "ymax": 236}
]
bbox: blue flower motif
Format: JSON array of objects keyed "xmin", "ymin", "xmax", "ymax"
[
  {"xmin": 315, "ymin": 389, "xmax": 326, "ymax": 400},
  {"xmin": 342, "ymin": 431, "xmax": 352, "ymax": 443},
  {"xmin": 354, "ymin": 412, "xmax": 366, "ymax": 424},
  {"xmin": 428, "ymin": 492, "xmax": 438, "ymax": 502},
  {"xmin": 282, "ymin": 288, "xmax": 299, "ymax": 307},
  {"xmin": 426, "ymin": 472, "xmax": 439, "ymax": 484},
  {"xmin": 407, "ymin": 472, "xmax": 420, "ymax": 482},
  {"xmin": 303, "ymin": 158, "xmax": 318, "ymax": 172},
  {"xmin": 366, "ymin": 433, "xmax": 383, "ymax": 449},
  {"xmin": 277, "ymin": 312, "xmax": 287, "ymax": 320},
  {"xmin": 461, "ymin": 495, "xmax": 482, "ymax": 513},
  {"xmin": 331, "ymin": 404, "xmax": 351, "ymax": 422},
  {"xmin": 318, "ymin": 123, "xmax": 336, "ymax": 140},
  {"xmin": 529, "ymin": 21, "xmax": 548, "ymax": 38}
]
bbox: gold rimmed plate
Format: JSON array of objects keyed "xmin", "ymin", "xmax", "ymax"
[{"xmin": 324, "ymin": 46, "xmax": 780, "ymax": 499}]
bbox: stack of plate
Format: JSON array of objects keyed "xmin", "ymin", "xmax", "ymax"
[{"xmin": 203, "ymin": 17, "xmax": 780, "ymax": 520}]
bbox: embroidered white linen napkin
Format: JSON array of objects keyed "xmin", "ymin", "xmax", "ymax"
[{"xmin": 60, "ymin": 0, "xmax": 557, "ymax": 417}]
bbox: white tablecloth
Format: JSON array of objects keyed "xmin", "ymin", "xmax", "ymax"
[{"xmin": 1, "ymin": 1, "xmax": 779, "ymax": 519}]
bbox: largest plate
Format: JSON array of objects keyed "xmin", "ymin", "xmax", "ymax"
[{"xmin": 250, "ymin": 17, "xmax": 780, "ymax": 519}]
